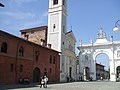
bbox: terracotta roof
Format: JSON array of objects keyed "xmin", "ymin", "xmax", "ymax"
[
  {"xmin": 20, "ymin": 26, "xmax": 48, "ymax": 32},
  {"xmin": 0, "ymin": 30, "xmax": 60, "ymax": 53}
]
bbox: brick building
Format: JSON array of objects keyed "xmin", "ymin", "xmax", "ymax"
[
  {"xmin": 20, "ymin": 26, "xmax": 48, "ymax": 46},
  {"xmin": 96, "ymin": 63, "xmax": 105, "ymax": 80},
  {"xmin": 0, "ymin": 30, "xmax": 60, "ymax": 84}
]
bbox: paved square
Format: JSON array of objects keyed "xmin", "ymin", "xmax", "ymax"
[{"xmin": 1, "ymin": 81, "xmax": 120, "ymax": 90}]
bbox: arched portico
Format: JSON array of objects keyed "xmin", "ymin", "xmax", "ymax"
[
  {"xmin": 78, "ymin": 29, "xmax": 120, "ymax": 81},
  {"xmin": 93, "ymin": 49, "xmax": 116, "ymax": 81}
]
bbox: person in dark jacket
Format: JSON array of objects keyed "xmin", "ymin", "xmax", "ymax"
[{"xmin": 40, "ymin": 76, "xmax": 45, "ymax": 88}]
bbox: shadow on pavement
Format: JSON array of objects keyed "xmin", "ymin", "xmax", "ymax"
[{"xmin": 0, "ymin": 83, "xmax": 39, "ymax": 90}]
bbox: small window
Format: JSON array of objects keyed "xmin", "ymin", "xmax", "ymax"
[
  {"xmin": 77, "ymin": 60, "xmax": 79, "ymax": 65},
  {"xmin": 85, "ymin": 55, "xmax": 88, "ymax": 60},
  {"xmin": 50, "ymin": 55, "xmax": 52, "ymax": 63},
  {"xmin": 53, "ymin": 56, "xmax": 56, "ymax": 64},
  {"xmin": 53, "ymin": 24, "xmax": 56, "ymax": 29},
  {"xmin": 53, "ymin": 0, "xmax": 58, "ymax": 5},
  {"xmin": 1, "ymin": 42, "xmax": 7, "ymax": 53},
  {"xmin": 18, "ymin": 47, "xmax": 24, "ymax": 56},
  {"xmin": 21, "ymin": 32, "xmax": 26, "ymax": 35},
  {"xmin": 35, "ymin": 50, "xmax": 40, "ymax": 61},
  {"xmin": 10, "ymin": 64, "xmax": 14, "ymax": 72},
  {"xmin": 63, "ymin": 0, "xmax": 65, "ymax": 6},
  {"xmin": 53, "ymin": 24, "xmax": 56, "ymax": 32},
  {"xmin": 49, "ymin": 68, "xmax": 52, "ymax": 74},
  {"xmin": 44, "ymin": 68, "xmax": 46, "ymax": 71},
  {"xmin": 63, "ymin": 26, "xmax": 65, "ymax": 33},
  {"xmin": 20, "ymin": 65, "xmax": 23, "ymax": 72},
  {"xmin": 44, "ymin": 72, "xmax": 47, "ymax": 76}
]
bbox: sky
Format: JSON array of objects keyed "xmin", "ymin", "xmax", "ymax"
[{"xmin": 0, "ymin": 0, "xmax": 120, "ymax": 69}]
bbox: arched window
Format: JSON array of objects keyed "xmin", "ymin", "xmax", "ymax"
[
  {"xmin": 1, "ymin": 42, "xmax": 7, "ymax": 53},
  {"xmin": 53, "ymin": 0, "xmax": 58, "ymax": 5},
  {"xmin": 18, "ymin": 47, "xmax": 24, "ymax": 56}
]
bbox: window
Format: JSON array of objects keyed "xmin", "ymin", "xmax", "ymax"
[
  {"xmin": 85, "ymin": 55, "xmax": 88, "ymax": 60},
  {"xmin": 50, "ymin": 55, "xmax": 52, "ymax": 63},
  {"xmin": 21, "ymin": 32, "xmax": 26, "ymax": 35},
  {"xmin": 49, "ymin": 68, "xmax": 52, "ymax": 74},
  {"xmin": 20, "ymin": 65, "xmax": 23, "ymax": 72},
  {"xmin": 53, "ymin": 24, "xmax": 56, "ymax": 32},
  {"xmin": 53, "ymin": 56, "xmax": 56, "ymax": 64},
  {"xmin": 44, "ymin": 68, "xmax": 47, "ymax": 76},
  {"xmin": 35, "ymin": 50, "xmax": 40, "ymax": 61},
  {"xmin": 44, "ymin": 68, "xmax": 46, "ymax": 71},
  {"xmin": 1, "ymin": 42, "xmax": 7, "ymax": 53},
  {"xmin": 53, "ymin": 0, "xmax": 58, "ymax": 5},
  {"xmin": 44, "ymin": 72, "xmax": 47, "ymax": 76},
  {"xmin": 63, "ymin": 26, "xmax": 65, "ymax": 33},
  {"xmin": 53, "ymin": 24, "xmax": 56, "ymax": 29},
  {"xmin": 63, "ymin": 0, "xmax": 64, "ymax": 5},
  {"xmin": 69, "ymin": 45, "xmax": 73, "ymax": 52},
  {"xmin": 10, "ymin": 64, "xmax": 14, "ymax": 72},
  {"xmin": 18, "ymin": 47, "xmax": 24, "ymax": 56},
  {"xmin": 77, "ymin": 60, "xmax": 79, "ymax": 65}
]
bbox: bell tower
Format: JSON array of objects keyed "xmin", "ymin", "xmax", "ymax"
[{"xmin": 47, "ymin": 0, "xmax": 67, "ymax": 82}]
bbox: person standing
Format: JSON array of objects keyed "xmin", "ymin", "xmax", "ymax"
[
  {"xmin": 40, "ymin": 76, "xmax": 45, "ymax": 88},
  {"xmin": 44, "ymin": 76, "xmax": 48, "ymax": 88}
]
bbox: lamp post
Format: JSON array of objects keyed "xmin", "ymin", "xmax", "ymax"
[
  {"xmin": 0, "ymin": 3, "xmax": 4, "ymax": 7},
  {"xmin": 113, "ymin": 20, "xmax": 120, "ymax": 32}
]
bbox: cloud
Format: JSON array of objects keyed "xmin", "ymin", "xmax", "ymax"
[
  {"xmin": 0, "ymin": 10, "xmax": 47, "ymax": 29},
  {"xmin": 0, "ymin": 11, "xmax": 35, "ymax": 19},
  {"xmin": 13, "ymin": 0, "xmax": 39, "ymax": 4}
]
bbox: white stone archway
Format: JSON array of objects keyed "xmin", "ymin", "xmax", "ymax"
[{"xmin": 78, "ymin": 29, "xmax": 120, "ymax": 81}]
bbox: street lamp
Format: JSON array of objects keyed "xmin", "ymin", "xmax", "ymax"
[
  {"xmin": 0, "ymin": 3, "xmax": 4, "ymax": 7},
  {"xmin": 113, "ymin": 20, "xmax": 120, "ymax": 32}
]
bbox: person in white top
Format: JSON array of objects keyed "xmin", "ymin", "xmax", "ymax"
[{"xmin": 44, "ymin": 75, "xmax": 48, "ymax": 88}]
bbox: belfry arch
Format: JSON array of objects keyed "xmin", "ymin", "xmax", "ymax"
[{"xmin": 78, "ymin": 29, "xmax": 120, "ymax": 81}]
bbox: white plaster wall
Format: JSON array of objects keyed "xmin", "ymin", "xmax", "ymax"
[{"xmin": 78, "ymin": 44, "xmax": 120, "ymax": 81}]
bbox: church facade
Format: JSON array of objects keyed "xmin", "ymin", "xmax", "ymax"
[{"xmin": 65, "ymin": 31, "xmax": 77, "ymax": 81}]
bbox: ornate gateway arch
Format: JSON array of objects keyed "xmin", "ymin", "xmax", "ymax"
[{"xmin": 78, "ymin": 29, "xmax": 120, "ymax": 81}]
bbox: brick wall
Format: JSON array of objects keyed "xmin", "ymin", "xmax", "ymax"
[{"xmin": 0, "ymin": 30, "xmax": 60, "ymax": 84}]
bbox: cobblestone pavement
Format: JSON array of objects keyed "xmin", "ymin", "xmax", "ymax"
[{"xmin": 1, "ymin": 81, "xmax": 120, "ymax": 90}]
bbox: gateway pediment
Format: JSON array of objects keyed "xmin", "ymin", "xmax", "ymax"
[{"xmin": 94, "ymin": 28, "xmax": 109, "ymax": 44}]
